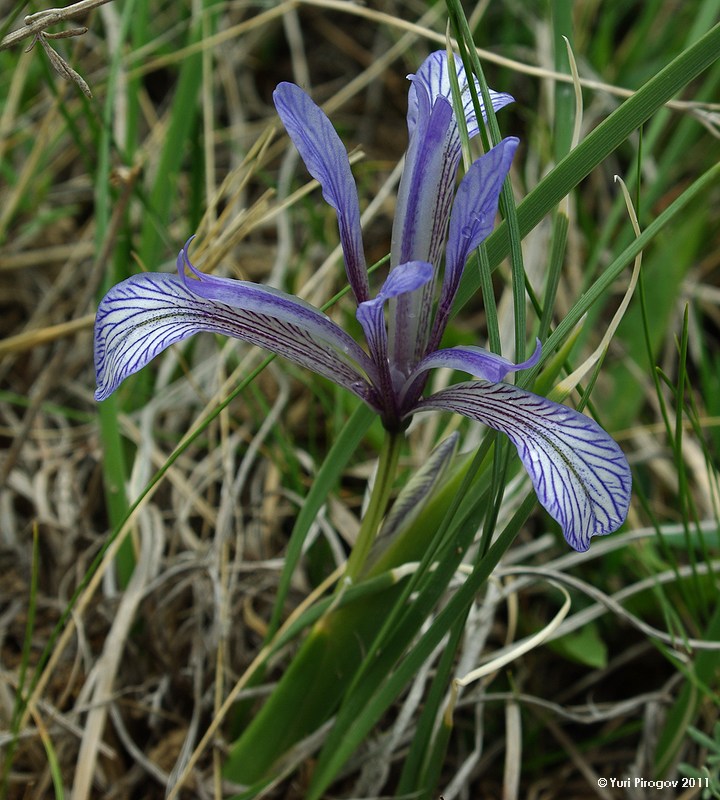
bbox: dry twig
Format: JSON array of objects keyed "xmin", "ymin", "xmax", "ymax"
[{"xmin": 0, "ymin": 0, "xmax": 112, "ymax": 50}]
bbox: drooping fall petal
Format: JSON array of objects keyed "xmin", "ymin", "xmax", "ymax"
[
  {"xmin": 94, "ymin": 271, "xmax": 377, "ymax": 405},
  {"xmin": 414, "ymin": 381, "xmax": 632, "ymax": 551}
]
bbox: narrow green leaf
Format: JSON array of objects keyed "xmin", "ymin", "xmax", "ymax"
[
  {"xmin": 655, "ymin": 602, "xmax": 720, "ymax": 775},
  {"xmin": 397, "ymin": 614, "xmax": 466, "ymax": 797},
  {"xmin": 306, "ymin": 493, "xmax": 537, "ymax": 799},
  {"xmin": 95, "ymin": 0, "xmax": 140, "ymax": 587},
  {"xmin": 138, "ymin": 8, "xmax": 207, "ymax": 269}
]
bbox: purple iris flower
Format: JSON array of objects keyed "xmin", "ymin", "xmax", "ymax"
[{"xmin": 94, "ymin": 52, "xmax": 631, "ymax": 551}]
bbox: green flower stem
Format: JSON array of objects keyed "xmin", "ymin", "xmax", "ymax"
[{"xmin": 344, "ymin": 430, "xmax": 404, "ymax": 582}]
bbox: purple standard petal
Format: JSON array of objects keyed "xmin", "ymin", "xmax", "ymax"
[
  {"xmin": 391, "ymin": 56, "xmax": 516, "ymax": 369},
  {"xmin": 94, "ymin": 272, "xmax": 377, "ymax": 406},
  {"xmin": 407, "ymin": 51, "xmax": 514, "ymax": 177},
  {"xmin": 431, "ymin": 137, "xmax": 519, "ymax": 342},
  {"xmin": 273, "ymin": 82, "xmax": 369, "ymax": 303},
  {"xmin": 391, "ymin": 85, "xmax": 455, "ymax": 268},
  {"xmin": 414, "ymin": 382, "xmax": 631, "ymax": 551},
  {"xmin": 389, "ymin": 87, "xmax": 455, "ymax": 369},
  {"xmin": 427, "ymin": 138, "xmax": 518, "ymax": 353}
]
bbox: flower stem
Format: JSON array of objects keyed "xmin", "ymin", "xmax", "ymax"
[{"xmin": 344, "ymin": 430, "xmax": 403, "ymax": 582}]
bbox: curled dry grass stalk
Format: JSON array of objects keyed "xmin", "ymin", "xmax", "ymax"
[{"xmin": 1, "ymin": 1, "xmax": 719, "ymax": 798}]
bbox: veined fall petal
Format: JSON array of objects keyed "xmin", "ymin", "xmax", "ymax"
[
  {"xmin": 94, "ymin": 269, "xmax": 377, "ymax": 406},
  {"xmin": 414, "ymin": 381, "xmax": 632, "ymax": 551}
]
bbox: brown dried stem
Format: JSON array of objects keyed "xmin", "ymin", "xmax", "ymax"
[{"xmin": 0, "ymin": 0, "xmax": 112, "ymax": 51}]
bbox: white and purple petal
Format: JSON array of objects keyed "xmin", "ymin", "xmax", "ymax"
[
  {"xmin": 391, "ymin": 85, "xmax": 455, "ymax": 269},
  {"xmin": 407, "ymin": 51, "xmax": 514, "ymax": 141},
  {"xmin": 178, "ymin": 244, "xmax": 375, "ymax": 378},
  {"xmin": 413, "ymin": 381, "xmax": 631, "ymax": 551},
  {"xmin": 94, "ymin": 272, "xmax": 377, "ymax": 405},
  {"xmin": 273, "ymin": 82, "xmax": 369, "ymax": 303},
  {"xmin": 402, "ymin": 51, "xmax": 513, "ymax": 272}
]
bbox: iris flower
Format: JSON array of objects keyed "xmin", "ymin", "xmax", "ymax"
[{"xmin": 94, "ymin": 52, "xmax": 631, "ymax": 552}]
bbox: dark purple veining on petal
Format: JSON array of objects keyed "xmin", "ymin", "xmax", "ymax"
[
  {"xmin": 94, "ymin": 272, "xmax": 376, "ymax": 406},
  {"xmin": 414, "ymin": 381, "xmax": 631, "ymax": 550},
  {"xmin": 430, "ymin": 137, "xmax": 519, "ymax": 351}
]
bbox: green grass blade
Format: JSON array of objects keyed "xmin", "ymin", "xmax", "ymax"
[
  {"xmin": 222, "ymin": 437, "xmax": 493, "ymax": 784},
  {"xmin": 138, "ymin": 7, "xmax": 209, "ymax": 270},
  {"xmin": 552, "ymin": 0, "xmax": 576, "ymax": 161},
  {"xmin": 18, "ymin": 354, "xmax": 278, "ymax": 739},
  {"xmin": 396, "ymin": 614, "xmax": 467, "ymax": 797},
  {"xmin": 541, "ymin": 161, "xmax": 720, "ymax": 367},
  {"xmin": 95, "ymin": 0, "xmax": 141, "ymax": 587},
  {"xmin": 655, "ymin": 602, "xmax": 720, "ymax": 776}
]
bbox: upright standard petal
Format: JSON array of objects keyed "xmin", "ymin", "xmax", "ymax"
[
  {"xmin": 390, "ymin": 54, "xmax": 515, "ymax": 371},
  {"xmin": 414, "ymin": 382, "xmax": 631, "ymax": 551},
  {"xmin": 391, "ymin": 86, "xmax": 455, "ymax": 268},
  {"xmin": 430, "ymin": 137, "xmax": 519, "ymax": 349},
  {"xmin": 273, "ymin": 82, "xmax": 369, "ymax": 303},
  {"xmin": 94, "ymin": 272, "xmax": 377, "ymax": 405},
  {"xmin": 407, "ymin": 51, "xmax": 514, "ymax": 148},
  {"xmin": 395, "ymin": 52, "xmax": 514, "ymax": 274},
  {"xmin": 389, "ymin": 86, "xmax": 455, "ymax": 373}
]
